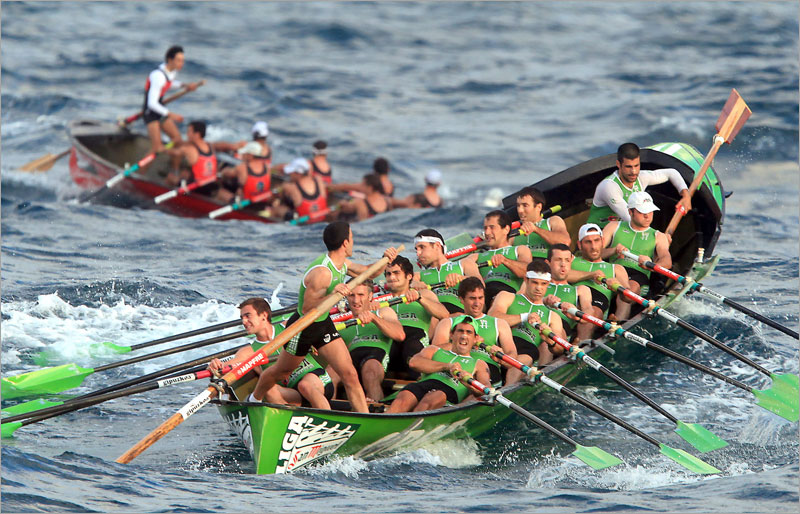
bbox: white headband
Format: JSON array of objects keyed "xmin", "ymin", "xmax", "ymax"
[
  {"xmin": 312, "ymin": 147, "xmax": 327, "ymax": 156},
  {"xmin": 526, "ymin": 271, "xmax": 551, "ymax": 281},
  {"xmin": 414, "ymin": 235, "xmax": 446, "ymax": 253}
]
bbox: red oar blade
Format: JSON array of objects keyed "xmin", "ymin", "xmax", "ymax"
[{"xmin": 715, "ymin": 88, "xmax": 751, "ymax": 143}]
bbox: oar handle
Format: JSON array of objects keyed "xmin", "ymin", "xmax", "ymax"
[
  {"xmin": 620, "ymin": 250, "xmax": 685, "ymax": 283},
  {"xmin": 331, "ymin": 295, "xmax": 409, "ymax": 323},
  {"xmin": 476, "ymin": 342, "xmax": 540, "ymax": 380},
  {"xmin": 155, "ymin": 176, "xmax": 217, "ymax": 204},
  {"xmin": 471, "ymin": 205, "xmax": 562, "ymax": 244}
]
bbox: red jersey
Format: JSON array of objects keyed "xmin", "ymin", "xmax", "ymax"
[
  {"xmin": 241, "ymin": 162, "xmax": 271, "ymax": 200},
  {"xmin": 295, "ymin": 177, "xmax": 329, "ymax": 223},
  {"xmin": 191, "ymin": 143, "xmax": 217, "ymax": 182}
]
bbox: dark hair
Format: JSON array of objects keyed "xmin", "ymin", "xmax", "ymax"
[
  {"xmin": 527, "ymin": 258, "xmax": 550, "ymax": 274},
  {"xmin": 165, "ymin": 45, "xmax": 184, "ymax": 62},
  {"xmin": 485, "ymin": 209, "xmax": 511, "ymax": 229},
  {"xmin": 373, "ymin": 157, "xmax": 389, "ymax": 175},
  {"xmin": 517, "ymin": 186, "xmax": 545, "ymax": 207},
  {"xmin": 458, "ymin": 276, "xmax": 485, "ymax": 298},
  {"xmin": 238, "ymin": 297, "xmax": 272, "ymax": 317},
  {"xmin": 188, "ymin": 120, "xmax": 206, "ymax": 138},
  {"xmin": 389, "ymin": 256, "xmax": 414, "ymax": 277},
  {"xmin": 414, "ymin": 228, "xmax": 445, "ymax": 241},
  {"xmin": 547, "ymin": 243, "xmax": 572, "ymax": 260},
  {"xmin": 313, "ymin": 140, "xmax": 327, "ymax": 151},
  {"xmin": 617, "ymin": 142, "xmax": 640, "ymax": 162},
  {"xmin": 323, "ymin": 221, "xmax": 350, "ymax": 251},
  {"xmin": 364, "ymin": 173, "xmax": 383, "ymax": 192}
]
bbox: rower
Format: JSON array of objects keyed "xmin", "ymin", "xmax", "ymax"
[
  {"xmin": 586, "ymin": 142, "xmax": 692, "ymax": 229},
  {"xmin": 512, "ymin": 186, "xmax": 570, "ymax": 258},
  {"xmin": 309, "ymin": 140, "xmax": 333, "ymax": 184},
  {"xmin": 386, "ymin": 316, "xmax": 492, "ymax": 413},
  {"xmin": 568, "ymin": 223, "xmax": 632, "ymax": 321},
  {"xmin": 206, "ymin": 298, "xmax": 333, "ymax": 409},
  {"xmin": 207, "ymin": 120, "xmax": 272, "ymax": 163},
  {"xmin": 142, "ymin": 45, "xmax": 200, "ymax": 154},
  {"xmin": 488, "ymin": 259, "xmax": 566, "ymax": 366},
  {"xmin": 393, "ymin": 169, "xmax": 444, "ymax": 209},
  {"xmin": 277, "ymin": 158, "xmax": 330, "ymax": 223},
  {"xmin": 383, "ymin": 256, "xmax": 449, "ymax": 379},
  {"xmin": 601, "ymin": 191, "xmax": 672, "ymax": 320},
  {"xmin": 339, "ymin": 280, "xmax": 405, "ymax": 403},
  {"xmin": 166, "ymin": 120, "xmax": 218, "ymax": 195},
  {"xmin": 413, "ymin": 228, "xmax": 483, "ymax": 314},
  {"xmin": 468, "ymin": 209, "xmax": 532, "ymax": 309},
  {"xmin": 216, "ymin": 141, "xmax": 270, "ymax": 204},
  {"xmin": 337, "ymin": 174, "xmax": 392, "ymax": 221},
  {"xmin": 373, "ymin": 157, "xmax": 395, "ymax": 197},
  {"xmin": 249, "ymin": 221, "xmax": 398, "ymax": 413},
  {"xmin": 429, "ymin": 277, "xmax": 520, "ymax": 385},
  {"xmin": 542, "ymin": 243, "xmax": 595, "ymax": 342}
]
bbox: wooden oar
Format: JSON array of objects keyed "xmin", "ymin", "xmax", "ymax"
[
  {"xmin": 665, "ymin": 89, "xmax": 751, "ymax": 236},
  {"xmin": 154, "ymin": 176, "xmax": 218, "ymax": 204},
  {"xmin": 115, "ymin": 244, "xmax": 404, "ymax": 464},
  {"xmin": 455, "ymin": 371, "xmax": 623, "ymax": 471},
  {"xmin": 621, "ymin": 249, "xmax": 798, "ymax": 340},
  {"xmin": 4, "ymin": 346, "xmax": 243, "ymax": 423},
  {"xmin": 208, "ymin": 189, "xmax": 274, "ymax": 219},
  {"xmin": 1, "ymin": 329, "xmax": 246, "ymax": 400},
  {"xmin": 18, "ymin": 81, "xmax": 205, "ymax": 173},
  {"xmin": 2, "ymin": 362, "xmax": 237, "ymax": 439},
  {"xmin": 474, "ymin": 344, "xmax": 720, "ymax": 474},
  {"xmin": 79, "ymin": 141, "xmax": 176, "ymax": 203},
  {"xmin": 533, "ymin": 322, "xmax": 727, "ymax": 453},
  {"xmin": 331, "ymin": 295, "xmax": 410, "ymax": 326},
  {"xmin": 554, "ymin": 302, "xmax": 798, "ymax": 422},
  {"xmin": 603, "ymin": 278, "xmax": 800, "ymax": 405}
]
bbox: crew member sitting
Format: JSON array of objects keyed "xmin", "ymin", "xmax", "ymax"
[
  {"xmin": 386, "ymin": 316, "xmax": 493, "ymax": 413},
  {"xmin": 337, "ymin": 173, "xmax": 392, "ymax": 221},
  {"xmin": 166, "ymin": 120, "xmax": 218, "ymax": 196},
  {"xmin": 217, "ymin": 141, "xmax": 271, "ymax": 203},
  {"xmin": 393, "ymin": 169, "xmax": 443, "ymax": 209},
  {"xmin": 542, "ymin": 243, "xmax": 595, "ymax": 342},
  {"xmin": 274, "ymin": 158, "xmax": 330, "ymax": 223}
]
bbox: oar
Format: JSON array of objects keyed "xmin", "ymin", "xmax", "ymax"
[
  {"xmin": 79, "ymin": 141, "xmax": 176, "ymax": 203},
  {"xmin": 154, "ymin": 176, "xmax": 218, "ymax": 204},
  {"xmin": 1, "ymin": 329, "xmax": 246, "ymax": 400},
  {"xmin": 329, "ymin": 292, "xmax": 393, "ymax": 316},
  {"xmin": 553, "ymin": 302, "xmax": 798, "ymax": 422},
  {"xmin": 331, "ymin": 295, "xmax": 410, "ymax": 325},
  {"xmin": 621, "ymin": 249, "xmax": 798, "ymax": 340},
  {"xmin": 119, "ymin": 80, "xmax": 206, "ymax": 126},
  {"xmin": 603, "ymin": 278, "xmax": 800, "ymax": 402},
  {"xmin": 533, "ymin": 322, "xmax": 727, "ymax": 453},
  {"xmin": 2, "ymin": 362, "xmax": 237, "ymax": 439},
  {"xmin": 115, "ymin": 244, "xmax": 404, "ymax": 464},
  {"xmin": 208, "ymin": 189, "xmax": 274, "ymax": 219},
  {"xmin": 4, "ymin": 346, "xmax": 244, "ymax": 423},
  {"xmin": 474, "ymin": 344, "xmax": 720, "ymax": 474},
  {"xmin": 455, "ymin": 370, "xmax": 622, "ymax": 470},
  {"xmin": 17, "ymin": 82, "xmax": 206, "ymax": 174},
  {"xmin": 665, "ymin": 89, "xmax": 751, "ymax": 236}
]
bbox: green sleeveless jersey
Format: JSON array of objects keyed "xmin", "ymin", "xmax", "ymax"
[
  {"xmin": 571, "ymin": 256, "xmax": 615, "ymax": 305},
  {"xmin": 418, "ymin": 348, "xmax": 479, "ymax": 403},
  {"xmin": 477, "ymin": 246, "xmax": 523, "ymax": 290},
  {"xmin": 281, "ymin": 354, "xmax": 331, "ymax": 389},
  {"xmin": 297, "ymin": 253, "xmax": 348, "ymax": 321},
  {"xmin": 506, "ymin": 294, "xmax": 554, "ymax": 346},
  {"xmin": 249, "ymin": 324, "xmax": 286, "ymax": 369},
  {"xmin": 608, "ymin": 221, "xmax": 657, "ymax": 279},
  {"xmin": 419, "ymin": 260, "xmax": 464, "ymax": 310},
  {"xmin": 341, "ymin": 322, "xmax": 395, "ymax": 354},
  {"xmin": 545, "ymin": 283, "xmax": 578, "ymax": 330},
  {"xmin": 587, "ymin": 172, "xmax": 643, "ymax": 228},
  {"xmin": 391, "ymin": 298, "xmax": 432, "ymax": 333},
  {"xmin": 512, "ymin": 218, "xmax": 551, "ymax": 258},
  {"xmin": 467, "ymin": 314, "xmax": 502, "ymax": 371}
]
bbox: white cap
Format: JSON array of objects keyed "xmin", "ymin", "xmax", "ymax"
[
  {"xmin": 425, "ymin": 168, "xmax": 442, "ymax": 185},
  {"xmin": 252, "ymin": 121, "xmax": 269, "ymax": 139},
  {"xmin": 578, "ymin": 223, "xmax": 603, "ymax": 241},
  {"xmin": 285, "ymin": 157, "xmax": 310, "ymax": 174},
  {"xmin": 239, "ymin": 141, "xmax": 265, "ymax": 157},
  {"xmin": 627, "ymin": 191, "xmax": 660, "ymax": 213}
]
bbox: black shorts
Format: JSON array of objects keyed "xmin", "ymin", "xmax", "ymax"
[
  {"xmin": 402, "ymin": 379, "xmax": 460, "ymax": 405},
  {"xmin": 442, "ymin": 302, "xmax": 463, "ymax": 315},
  {"xmin": 388, "ymin": 326, "xmax": 428, "ymax": 377},
  {"xmin": 350, "ymin": 345, "xmax": 390, "ymax": 372},
  {"xmin": 142, "ymin": 108, "xmax": 165, "ymax": 125},
  {"xmin": 589, "ymin": 287, "xmax": 611, "ymax": 316},
  {"xmin": 485, "ymin": 281, "xmax": 517, "ymax": 310},
  {"xmin": 625, "ymin": 267, "xmax": 650, "ymax": 289},
  {"xmin": 284, "ymin": 311, "xmax": 340, "ymax": 357},
  {"xmin": 513, "ymin": 335, "xmax": 540, "ymax": 362},
  {"xmin": 487, "ymin": 362, "xmax": 502, "ymax": 385}
]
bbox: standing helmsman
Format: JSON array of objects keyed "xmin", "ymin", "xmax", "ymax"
[{"xmin": 142, "ymin": 45, "xmax": 201, "ymax": 153}]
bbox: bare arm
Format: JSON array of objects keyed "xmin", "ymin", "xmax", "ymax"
[
  {"xmin": 300, "ymin": 266, "xmax": 336, "ymax": 313},
  {"xmin": 430, "ymin": 317, "xmax": 452, "ymax": 347},
  {"xmin": 653, "ymin": 231, "xmax": 672, "ymax": 270},
  {"xmin": 531, "ymin": 215, "xmax": 571, "ymax": 247},
  {"xmin": 409, "ymin": 345, "xmax": 452, "ymax": 374},
  {"xmin": 495, "ymin": 318, "xmax": 518, "ymax": 357},
  {"xmin": 487, "ymin": 291, "xmax": 519, "ymax": 327},
  {"xmin": 417, "ymin": 287, "xmax": 451, "ymax": 320},
  {"xmin": 372, "ymin": 306, "xmax": 406, "ymax": 341}
]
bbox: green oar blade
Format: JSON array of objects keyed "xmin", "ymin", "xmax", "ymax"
[
  {"xmin": 33, "ymin": 342, "xmax": 130, "ymax": 367},
  {"xmin": 572, "ymin": 444, "xmax": 623, "ymax": 470},
  {"xmin": 2, "ymin": 398, "xmax": 65, "ymax": 417},
  {"xmin": 753, "ymin": 385, "xmax": 799, "ymax": 422},
  {"xmin": 675, "ymin": 420, "xmax": 728, "ymax": 453},
  {"xmin": 1, "ymin": 422, "xmax": 22, "ymax": 439},
  {"xmin": 445, "ymin": 232, "xmax": 478, "ymax": 253},
  {"xmin": 658, "ymin": 443, "xmax": 721, "ymax": 475},
  {"xmin": 770, "ymin": 373, "xmax": 799, "ymax": 397},
  {"xmin": 1, "ymin": 364, "xmax": 94, "ymax": 399}
]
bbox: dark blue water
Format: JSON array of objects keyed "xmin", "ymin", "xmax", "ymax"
[{"xmin": 2, "ymin": 2, "xmax": 798, "ymax": 512}]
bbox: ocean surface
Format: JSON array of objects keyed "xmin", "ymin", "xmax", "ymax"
[{"xmin": 1, "ymin": 1, "xmax": 798, "ymax": 512}]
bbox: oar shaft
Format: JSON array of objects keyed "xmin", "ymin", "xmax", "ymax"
[
  {"xmin": 129, "ymin": 319, "xmax": 243, "ymax": 352},
  {"xmin": 121, "ymin": 81, "xmax": 206, "ymax": 125}
]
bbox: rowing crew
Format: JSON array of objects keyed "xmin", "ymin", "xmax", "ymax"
[{"xmin": 209, "ymin": 185, "xmax": 672, "ymax": 412}]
